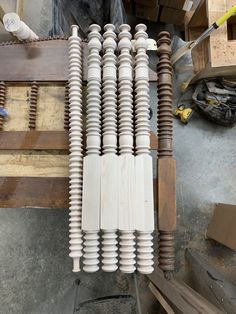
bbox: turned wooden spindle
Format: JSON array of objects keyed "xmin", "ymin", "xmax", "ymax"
[
  {"xmin": 28, "ymin": 81, "xmax": 38, "ymax": 130},
  {"xmin": 157, "ymin": 31, "xmax": 176, "ymax": 277},
  {"xmin": 68, "ymin": 25, "xmax": 83, "ymax": 272},
  {"xmin": 134, "ymin": 24, "xmax": 154, "ymax": 274},
  {"xmin": 64, "ymin": 82, "xmax": 70, "ymax": 130},
  {"xmin": 100, "ymin": 24, "xmax": 119, "ymax": 272},
  {"xmin": 118, "ymin": 24, "xmax": 136, "ymax": 274},
  {"xmin": 0, "ymin": 82, "xmax": 6, "ymax": 131},
  {"xmin": 82, "ymin": 24, "xmax": 102, "ymax": 273}
]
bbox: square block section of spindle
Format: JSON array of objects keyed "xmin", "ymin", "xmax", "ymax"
[
  {"xmin": 82, "ymin": 155, "xmax": 101, "ymax": 230},
  {"xmin": 101, "ymin": 154, "xmax": 119, "ymax": 230},
  {"xmin": 158, "ymin": 158, "xmax": 176, "ymax": 231},
  {"xmin": 135, "ymin": 154, "xmax": 154, "ymax": 232},
  {"xmin": 118, "ymin": 154, "xmax": 135, "ymax": 231}
]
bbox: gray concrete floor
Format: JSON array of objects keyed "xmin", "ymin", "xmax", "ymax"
[{"xmin": 0, "ymin": 1, "xmax": 236, "ymax": 313}]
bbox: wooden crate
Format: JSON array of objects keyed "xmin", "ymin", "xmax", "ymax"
[{"xmin": 187, "ymin": 0, "xmax": 236, "ymax": 82}]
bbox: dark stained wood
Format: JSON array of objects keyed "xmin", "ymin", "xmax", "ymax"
[
  {"xmin": 0, "ymin": 40, "xmax": 157, "ymax": 82},
  {"xmin": 0, "ymin": 130, "xmax": 157, "ymax": 150},
  {"xmin": 0, "ymin": 131, "xmax": 69, "ymax": 150},
  {"xmin": 0, "ymin": 177, "xmax": 157, "ymax": 209},
  {"xmin": 0, "ymin": 40, "xmax": 69, "ymax": 82},
  {"xmin": 148, "ymin": 268, "xmax": 224, "ymax": 314},
  {"xmin": 0, "ymin": 177, "xmax": 69, "ymax": 208},
  {"xmin": 158, "ymin": 158, "xmax": 176, "ymax": 231}
]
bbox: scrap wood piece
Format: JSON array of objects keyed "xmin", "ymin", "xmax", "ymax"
[
  {"xmin": 148, "ymin": 267, "xmax": 224, "ymax": 314},
  {"xmin": 149, "ymin": 282, "xmax": 175, "ymax": 314},
  {"xmin": 207, "ymin": 203, "xmax": 236, "ymax": 251}
]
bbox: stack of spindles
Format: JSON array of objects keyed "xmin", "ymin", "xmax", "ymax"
[{"xmin": 67, "ymin": 24, "xmax": 175, "ymax": 275}]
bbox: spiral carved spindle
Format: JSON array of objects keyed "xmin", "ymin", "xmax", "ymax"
[
  {"xmin": 134, "ymin": 24, "xmax": 154, "ymax": 274},
  {"xmin": 102, "ymin": 24, "xmax": 117, "ymax": 155},
  {"xmin": 68, "ymin": 25, "xmax": 83, "ymax": 272},
  {"xmin": 157, "ymin": 31, "xmax": 176, "ymax": 276},
  {"xmin": 0, "ymin": 81, "xmax": 6, "ymax": 131},
  {"xmin": 82, "ymin": 24, "xmax": 102, "ymax": 272},
  {"xmin": 64, "ymin": 82, "xmax": 70, "ymax": 130},
  {"xmin": 101, "ymin": 24, "xmax": 119, "ymax": 272},
  {"xmin": 118, "ymin": 24, "xmax": 136, "ymax": 273},
  {"xmin": 157, "ymin": 32, "xmax": 173, "ymax": 158},
  {"xmin": 28, "ymin": 82, "xmax": 38, "ymax": 130}
]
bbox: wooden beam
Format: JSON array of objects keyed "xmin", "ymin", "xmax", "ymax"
[
  {"xmin": 148, "ymin": 268, "xmax": 224, "ymax": 314},
  {"xmin": 0, "ymin": 130, "xmax": 157, "ymax": 150},
  {"xmin": 0, "ymin": 177, "xmax": 69, "ymax": 208},
  {"xmin": 0, "ymin": 131, "xmax": 69, "ymax": 150},
  {"xmin": 0, "ymin": 177, "xmax": 157, "ymax": 209},
  {"xmin": 0, "ymin": 41, "xmax": 157, "ymax": 82},
  {"xmin": 149, "ymin": 282, "xmax": 175, "ymax": 314}
]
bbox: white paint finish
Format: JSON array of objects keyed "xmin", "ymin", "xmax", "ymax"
[
  {"xmin": 102, "ymin": 24, "xmax": 117, "ymax": 154},
  {"xmin": 86, "ymin": 24, "xmax": 102, "ymax": 155},
  {"xmin": 118, "ymin": 24, "xmax": 134, "ymax": 155},
  {"xmin": 82, "ymin": 155, "xmax": 101, "ymax": 230},
  {"xmin": 118, "ymin": 154, "xmax": 135, "ymax": 231},
  {"xmin": 83, "ymin": 231, "xmax": 100, "ymax": 273},
  {"xmin": 134, "ymin": 24, "xmax": 154, "ymax": 274},
  {"xmin": 100, "ymin": 154, "xmax": 119, "ymax": 230},
  {"xmin": 135, "ymin": 154, "xmax": 154, "ymax": 231},
  {"xmin": 82, "ymin": 24, "xmax": 102, "ymax": 273},
  {"xmin": 68, "ymin": 25, "xmax": 83, "ymax": 272},
  {"xmin": 3, "ymin": 12, "xmax": 38, "ymax": 40}
]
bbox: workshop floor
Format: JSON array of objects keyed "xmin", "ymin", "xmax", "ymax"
[{"xmin": 0, "ymin": 1, "xmax": 236, "ymax": 313}]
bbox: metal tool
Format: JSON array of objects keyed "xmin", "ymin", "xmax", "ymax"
[
  {"xmin": 171, "ymin": 5, "xmax": 236, "ymax": 65},
  {"xmin": 174, "ymin": 104, "xmax": 193, "ymax": 124}
]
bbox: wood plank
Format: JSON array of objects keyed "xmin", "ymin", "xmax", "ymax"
[
  {"xmin": 0, "ymin": 177, "xmax": 157, "ymax": 209},
  {"xmin": 16, "ymin": 0, "xmax": 24, "ymax": 19},
  {"xmin": 0, "ymin": 41, "xmax": 157, "ymax": 82},
  {"xmin": 148, "ymin": 268, "xmax": 224, "ymax": 314},
  {"xmin": 0, "ymin": 177, "xmax": 69, "ymax": 208},
  {"xmin": 158, "ymin": 158, "xmax": 176, "ymax": 231},
  {"xmin": 149, "ymin": 282, "xmax": 175, "ymax": 314},
  {"xmin": 0, "ymin": 131, "xmax": 69, "ymax": 149},
  {"xmin": 207, "ymin": 203, "xmax": 236, "ymax": 251},
  {"xmin": 0, "ymin": 154, "xmax": 69, "ymax": 177},
  {"xmin": 0, "ymin": 130, "xmax": 157, "ymax": 150}
]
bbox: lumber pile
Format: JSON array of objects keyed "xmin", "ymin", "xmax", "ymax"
[
  {"xmin": 122, "ymin": 0, "xmax": 193, "ymax": 24},
  {"xmin": 186, "ymin": 0, "xmax": 236, "ymax": 82}
]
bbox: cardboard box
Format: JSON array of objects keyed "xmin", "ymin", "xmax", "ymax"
[
  {"xmin": 135, "ymin": 0, "xmax": 159, "ymax": 7},
  {"xmin": 207, "ymin": 203, "xmax": 236, "ymax": 251},
  {"xmin": 135, "ymin": 3, "xmax": 159, "ymax": 22},
  {"xmin": 160, "ymin": 6, "xmax": 186, "ymax": 25},
  {"xmin": 159, "ymin": 0, "xmax": 192, "ymax": 10}
]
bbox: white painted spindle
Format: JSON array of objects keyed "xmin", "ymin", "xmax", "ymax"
[
  {"xmin": 68, "ymin": 25, "xmax": 83, "ymax": 272},
  {"xmin": 101, "ymin": 24, "xmax": 119, "ymax": 272},
  {"xmin": 118, "ymin": 24, "xmax": 136, "ymax": 273},
  {"xmin": 82, "ymin": 24, "xmax": 102, "ymax": 272},
  {"xmin": 3, "ymin": 13, "xmax": 38, "ymax": 41},
  {"xmin": 134, "ymin": 24, "xmax": 154, "ymax": 274}
]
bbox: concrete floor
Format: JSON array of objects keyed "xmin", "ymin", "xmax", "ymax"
[{"xmin": 0, "ymin": 1, "xmax": 236, "ymax": 313}]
